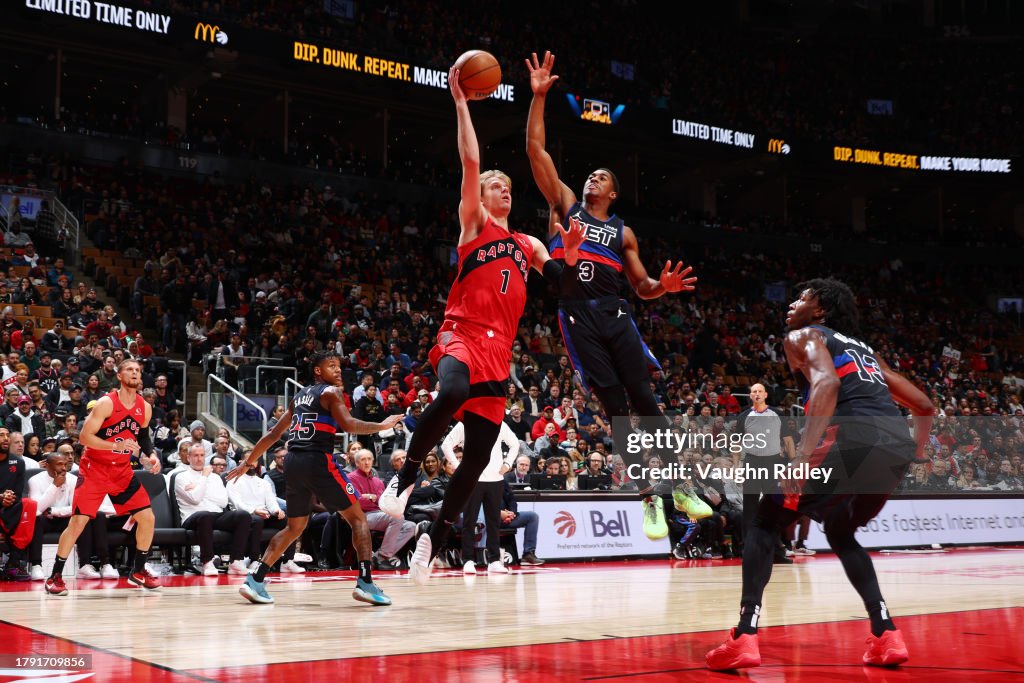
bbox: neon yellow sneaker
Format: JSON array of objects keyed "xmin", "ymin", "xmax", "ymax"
[
  {"xmin": 643, "ymin": 496, "xmax": 669, "ymax": 540},
  {"xmin": 673, "ymin": 486, "xmax": 713, "ymax": 520}
]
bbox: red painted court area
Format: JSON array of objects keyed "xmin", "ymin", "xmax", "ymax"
[{"xmin": 2, "ymin": 606, "xmax": 1021, "ymax": 682}]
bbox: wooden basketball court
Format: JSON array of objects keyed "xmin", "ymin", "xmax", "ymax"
[{"xmin": 0, "ymin": 548, "xmax": 1021, "ymax": 681}]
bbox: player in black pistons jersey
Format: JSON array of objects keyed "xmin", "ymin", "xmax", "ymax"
[
  {"xmin": 707, "ymin": 279, "xmax": 936, "ymax": 671},
  {"xmin": 526, "ymin": 51, "xmax": 697, "ymax": 493},
  {"xmin": 227, "ymin": 351, "xmax": 403, "ymax": 607}
]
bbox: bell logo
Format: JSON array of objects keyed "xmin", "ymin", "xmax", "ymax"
[
  {"xmin": 553, "ymin": 511, "xmax": 576, "ymax": 538},
  {"xmin": 768, "ymin": 138, "xmax": 791, "ymax": 155},
  {"xmin": 194, "ymin": 22, "xmax": 229, "ymax": 45}
]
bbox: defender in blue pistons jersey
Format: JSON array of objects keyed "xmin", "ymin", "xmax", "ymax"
[
  {"xmin": 526, "ymin": 50, "xmax": 697, "ymax": 493},
  {"xmin": 708, "ymin": 278, "xmax": 936, "ymax": 671},
  {"xmin": 227, "ymin": 350, "xmax": 403, "ymax": 607}
]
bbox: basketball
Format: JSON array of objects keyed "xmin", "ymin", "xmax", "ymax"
[{"xmin": 453, "ymin": 50, "xmax": 502, "ymax": 100}]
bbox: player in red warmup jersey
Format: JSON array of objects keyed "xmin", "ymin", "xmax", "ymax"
[
  {"xmin": 45, "ymin": 359, "xmax": 163, "ymax": 596},
  {"xmin": 380, "ymin": 62, "xmax": 582, "ymax": 585}
]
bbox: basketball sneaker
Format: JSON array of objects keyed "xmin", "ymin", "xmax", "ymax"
[
  {"xmin": 44, "ymin": 575, "xmax": 68, "ymax": 596},
  {"xmin": 863, "ymin": 629, "xmax": 909, "ymax": 667},
  {"xmin": 642, "ymin": 497, "xmax": 669, "ymax": 540},
  {"xmin": 486, "ymin": 560, "xmax": 509, "ymax": 574},
  {"xmin": 77, "ymin": 564, "xmax": 101, "ymax": 579},
  {"xmin": 706, "ymin": 628, "xmax": 761, "ymax": 670},
  {"xmin": 128, "ymin": 569, "xmax": 161, "ymax": 590},
  {"xmin": 795, "ymin": 544, "xmax": 816, "ymax": 556},
  {"xmin": 29, "ymin": 564, "xmax": 45, "ymax": 581},
  {"xmin": 227, "ymin": 560, "xmax": 249, "ymax": 575},
  {"xmin": 462, "ymin": 561, "xmax": 477, "ymax": 575},
  {"xmin": 239, "ymin": 574, "xmax": 274, "ymax": 604},
  {"xmin": 408, "ymin": 534, "xmax": 434, "ymax": 586},
  {"xmin": 99, "ymin": 564, "xmax": 120, "ymax": 579},
  {"xmin": 281, "ymin": 560, "xmax": 306, "ymax": 573},
  {"xmin": 673, "ymin": 487, "xmax": 713, "ymax": 520},
  {"xmin": 352, "ymin": 577, "xmax": 392, "ymax": 606},
  {"xmin": 379, "ymin": 477, "xmax": 413, "ymax": 519}
]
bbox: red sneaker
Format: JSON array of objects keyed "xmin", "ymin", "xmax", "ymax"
[
  {"xmin": 44, "ymin": 576, "xmax": 68, "ymax": 596},
  {"xmin": 706, "ymin": 628, "xmax": 761, "ymax": 670},
  {"xmin": 863, "ymin": 629, "xmax": 909, "ymax": 667},
  {"xmin": 128, "ymin": 569, "xmax": 162, "ymax": 591}
]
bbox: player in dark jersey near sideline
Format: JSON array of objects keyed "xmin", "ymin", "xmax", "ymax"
[
  {"xmin": 707, "ymin": 278, "xmax": 935, "ymax": 671},
  {"xmin": 45, "ymin": 358, "xmax": 163, "ymax": 596},
  {"xmin": 525, "ymin": 51, "xmax": 697, "ymax": 494},
  {"xmin": 379, "ymin": 63, "xmax": 579, "ymax": 585},
  {"xmin": 227, "ymin": 350, "xmax": 403, "ymax": 606}
]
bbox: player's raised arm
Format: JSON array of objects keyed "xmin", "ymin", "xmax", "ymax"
[
  {"xmin": 451, "ymin": 65, "xmax": 486, "ymax": 245},
  {"xmin": 324, "ymin": 386, "xmax": 404, "ymax": 435},
  {"xmin": 620, "ymin": 226, "xmax": 697, "ymax": 300},
  {"xmin": 784, "ymin": 327, "xmax": 840, "ymax": 458},
  {"xmin": 525, "ymin": 51, "xmax": 576, "ymax": 232}
]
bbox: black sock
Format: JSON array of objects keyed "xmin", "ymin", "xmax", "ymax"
[
  {"xmin": 252, "ymin": 560, "xmax": 270, "ymax": 582},
  {"xmin": 52, "ymin": 555, "xmax": 67, "ymax": 578},
  {"xmin": 358, "ymin": 560, "xmax": 372, "ymax": 583},
  {"xmin": 133, "ymin": 549, "xmax": 150, "ymax": 573},
  {"xmin": 736, "ymin": 603, "xmax": 761, "ymax": 636},
  {"xmin": 867, "ymin": 601, "xmax": 896, "ymax": 637},
  {"xmin": 428, "ymin": 520, "xmax": 454, "ymax": 561},
  {"xmin": 395, "ymin": 458, "xmax": 423, "ymax": 493}
]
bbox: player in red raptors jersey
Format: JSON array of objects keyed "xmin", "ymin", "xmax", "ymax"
[
  {"xmin": 45, "ymin": 359, "xmax": 163, "ymax": 596},
  {"xmin": 380, "ymin": 62, "xmax": 582, "ymax": 585}
]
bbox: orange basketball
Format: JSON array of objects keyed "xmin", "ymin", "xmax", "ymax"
[{"xmin": 453, "ymin": 50, "xmax": 502, "ymax": 100}]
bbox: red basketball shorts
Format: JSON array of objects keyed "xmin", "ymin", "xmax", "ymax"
[
  {"xmin": 73, "ymin": 457, "xmax": 151, "ymax": 518},
  {"xmin": 429, "ymin": 321, "xmax": 511, "ymax": 425}
]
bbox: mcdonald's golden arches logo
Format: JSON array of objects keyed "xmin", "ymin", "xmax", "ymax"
[{"xmin": 194, "ymin": 22, "xmax": 228, "ymax": 45}]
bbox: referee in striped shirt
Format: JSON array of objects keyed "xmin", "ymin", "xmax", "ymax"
[{"xmin": 735, "ymin": 383, "xmax": 793, "ymax": 564}]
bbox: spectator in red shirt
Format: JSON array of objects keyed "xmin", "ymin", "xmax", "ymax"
[
  {"xmin": 719, "ymin": 385, "xmax": 741, "ymax": 415},
  {"xmin": 531, "ymin": 405, "xmax": 565, "ymax": 442},
  {"xmin": 11, "ymin": 319, "xmax": 37, "ymax": 351}
]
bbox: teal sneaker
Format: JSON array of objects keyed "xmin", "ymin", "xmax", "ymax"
[
  {"xmin": 239, "ymin": 574, "xmax": 274, "ymax": 604},
  {"xmin": 352, "ymin": 577, "xmax": 392, "ymax": 606}
]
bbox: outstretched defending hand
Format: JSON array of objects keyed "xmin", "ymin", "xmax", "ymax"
[
  {"xmin": 526, "ymin": 51, "xmax": 559, "ymax": 95},
  {"xmin": 449, "ymin": 66, "xmax": 467, "ymax": 104},
  {"xmin": 659, "ymin": 261, "xmax": 698, "ymax": 293},
  {"xmin": 556, "ymin": 216, "xmax": 586, "ymax": 265}
]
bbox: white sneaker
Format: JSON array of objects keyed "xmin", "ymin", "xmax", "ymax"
[
  {"xmin": 487, "ymin": 560, "xmax": 509, "ymax": 574},
  {"xmin": 281, "ymin": 559, "xmax": 306, "ymax": 573},
  {"xmin": 408, "ymin": 534, "xmax": 434, "ymax": 586},
  {"xmin": 29, "ymin": 565, "xmax": 45, "ymax": 581},
  {"xmin": 99, "ymin": 564, "xmax": 119, "ymax": 579},
  {"xmin": 795, "ymin": 546, "xmax": 817, "ymax": 556},
  {"xmin": 784, "ymin": 547, "xmax": 796, "ymax": 557},
  {"xmin": 379, "ymin": 477, "xmax": 413, "ymax": 519},
  {"xmin": 227, "ymin": 560, "xmax": 249, "ymax": 575},
  {"xmin": 201, "ymin": 560, "xmax": 219, "ymax": 576},
  {"xmin": 77, "ymin": 564, "xmax": 100, "ymax": 579},
  {"xmin": 293, "ymin": 552, "xmax": 313, "ymax": 563},
  {"xmin": 462, "ymin": 561, "xmax": 477, "ymax": 575}
]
